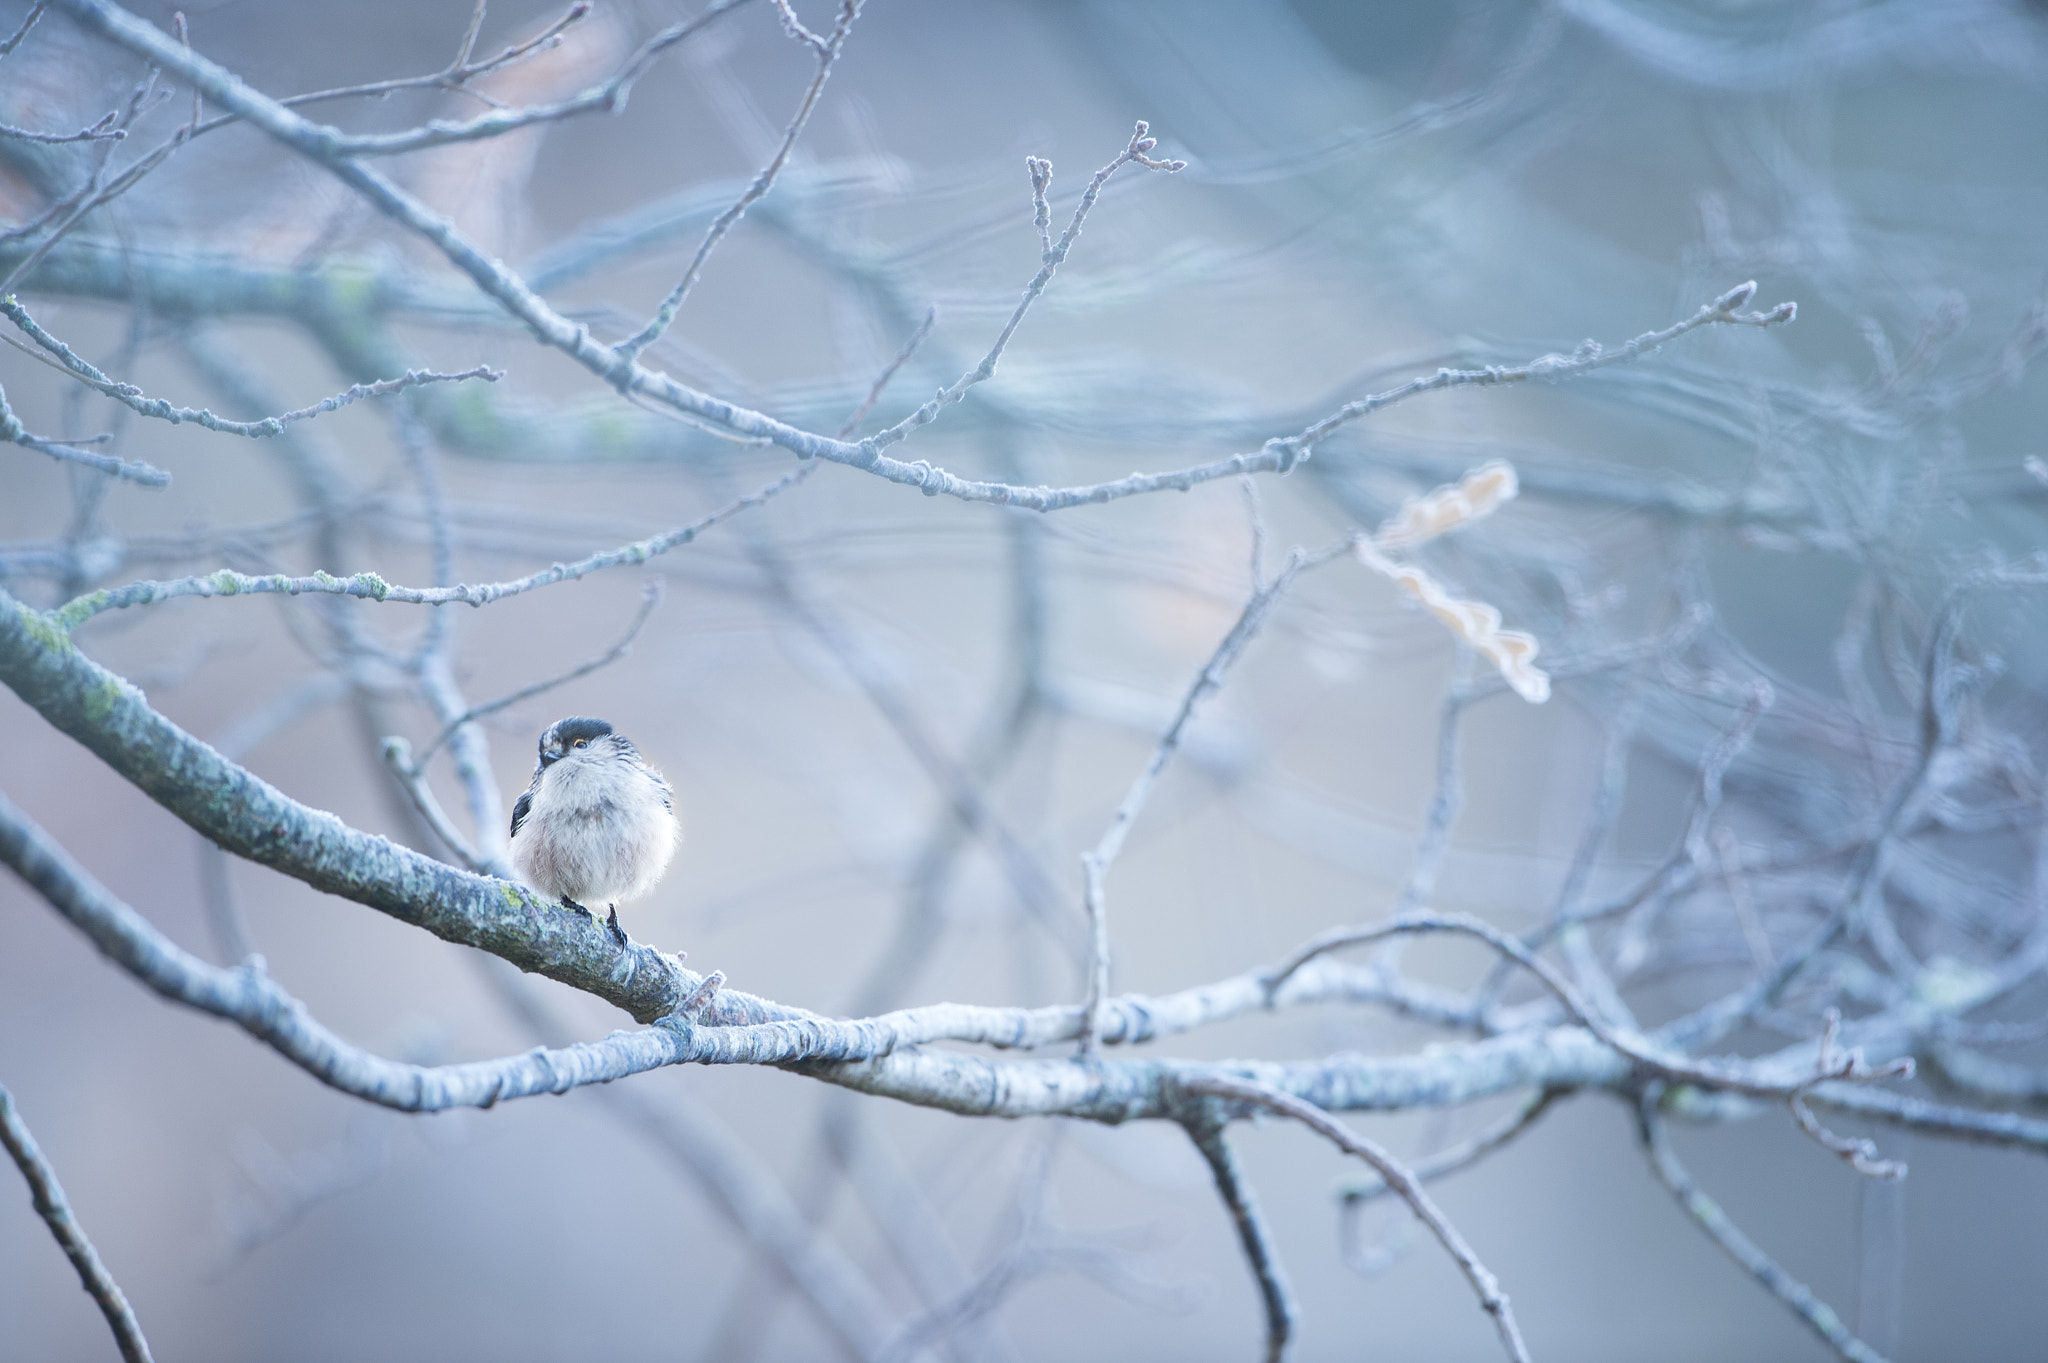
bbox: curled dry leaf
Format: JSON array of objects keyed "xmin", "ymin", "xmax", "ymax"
[{"xmin": 1358, "ymin": 461, "xmax": 1550, "ymax": 703}]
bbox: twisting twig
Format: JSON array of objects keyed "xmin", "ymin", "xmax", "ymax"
[
  {"xmin": 1352, "ymin": 460, "xmax": 1550, "ymax": 702},
  {"xmin": 614, "ymin": 0, "xmax": 864, "ymax": 362},
  {"xmin": 1027, "ymin": 156, "xmax": 1053, "ymax": 259},
  {"xmin": 1638, "ymin": 1092, "xmax": 1889, "ymax": 1363},
  {"xmin": 0, "ymin": 1083, "xmax": 155, "ymax": 1363},
  {"xmin": 1177, "ymin": 1075, "xmax": 1533, "ymax": 1363},
  {"xmin": 1184, "ymin": 1111, "xmax": 1296, "ymax": 1363}
]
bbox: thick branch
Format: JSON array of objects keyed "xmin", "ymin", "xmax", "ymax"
[{"xmin": 0, "ymin": 584, "xmax": 693, "ymax": 1022}]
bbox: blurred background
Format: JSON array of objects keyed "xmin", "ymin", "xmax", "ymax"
[{"xmin": 3, "ymin": 1, "xmax": 2048, "ymax": 1359}]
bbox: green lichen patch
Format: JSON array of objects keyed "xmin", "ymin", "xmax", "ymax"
[
  {"xmin": 18, "ymin": 602, "xmax": 77, "ymax": 653},
  {"xmin": 46, "ymin": 592, "xmax": 110, "ymax": 634}
]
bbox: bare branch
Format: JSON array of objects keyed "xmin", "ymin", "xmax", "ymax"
[
  {"xmin": 1804, "ymin": 1085, "xmax": 2048, "ymax": 1155},
  {"xmin": 863, "ymin": 121, "xmax": 1186, "ymax": 458},
  {"xmin": 407, "ymin": 574, "xmax": 666, "ymax": 769},
  {"xmin": 1265, "ymin": 912, "xmax": 1915, "ymax": 1107},
  {"xmin": 1, "ymin": 380, "xmax": 170, "ymax": 486},
  {"xmin": 2, "ymin": 296, "xmax": 499, "ymax": 436},
  {"xmin": 0, "ymin": 1083, "xmax": 154, "ymax": 1363},
  {"xmin": 45, "ymin": 3, "xmax": 1798, "ymax": 523},
  {"xmin": 1177, "ymin": 1075, "xmax": 1533, "ymax": 1363},
  {"xmin": 195, "ymin": 0, "xmax": 749, "ymax": 157},
  {"xmin": 1639, "ymin": 1095, "xmax": 1889, "ymax": 1363},
  {"xmin": 838, "ymin": 305, "xmax": 936, "ymax": 438},
  {"xmin": 0, "ymin": 110, "xmax": 126, "ymax": 144},
  {"xmin": 1291, "ymin": 282, "xmax": 1792, "ymax": 457},
  {"xmin": 1080, "ymin": 542, "xmax": 1333, "ymax": 1051},
  {"xmin": 1184, "ymin": 1113, "xmax": 1296, "ymax": 1363},
  {"xmin": 614, "ymin": 0, "xmax": 864, "ymax": 361},
  {"xmin": 0, "ymin": 4, "xmax": 48, "ymax": 59},
  {"xmin": 49, "ymin": 466, "xmax": 809, "ymax": 629},
  {"xmin": 1339, "ymin": 1088, "xmax": 1563, "ymax": 1208}
]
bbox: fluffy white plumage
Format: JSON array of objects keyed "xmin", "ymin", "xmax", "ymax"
[{"xmin": 509, "ymin": 716, "xmax": 678, "ymax": 943}]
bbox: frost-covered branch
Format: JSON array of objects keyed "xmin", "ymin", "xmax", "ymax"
[{"xmin": 0, "ymin": 1083, "xmax": 154, "ymax": 1363}]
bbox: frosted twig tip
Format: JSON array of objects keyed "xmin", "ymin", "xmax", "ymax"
[{"xmin": 1715, "ymin": 281, "xmax": 1758, "ymax": 311}]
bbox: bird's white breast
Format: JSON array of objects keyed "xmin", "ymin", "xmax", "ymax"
[{"xmin": 511, "ymin": 754, "xmax": 678, "ymax": 907}]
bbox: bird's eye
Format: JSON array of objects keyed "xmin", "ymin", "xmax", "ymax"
[{"xmin": 573, "ymin": 738, "xmax": 588, "ymax": 748}]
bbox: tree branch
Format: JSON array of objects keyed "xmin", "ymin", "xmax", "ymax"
[
  {"xmin": 1177, "ymin": 1075, "xmax": 1532, "ymax": 1363},
  {"xmin": 1184, "ymin": 1112, "xmax": 1296, "ymax": 1363},
  {"xmin": 0, "ymin": 1082, "xmax": 155, "ymax": 1363},
  {"xmin": 1638, "ymin": 1094, "xmax": 1888, "ymax": 1363}
]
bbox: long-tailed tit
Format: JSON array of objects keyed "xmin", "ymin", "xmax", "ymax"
[{"xmin": 510, "ymin": 716, "xmax": 678, "ymax": 946}]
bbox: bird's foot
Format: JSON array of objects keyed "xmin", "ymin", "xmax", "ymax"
[
  {"xmin": 605, "ymin": 905, "xmax": 628, "ymax": 948},
  {"xmin": 561, "ymin": 897, "xmax": 594, "ymax": 920}
]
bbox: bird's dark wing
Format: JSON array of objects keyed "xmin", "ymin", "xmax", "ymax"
[{"xmin": 510, "ymin": 789, "xmax": 533, "ymax": 839}]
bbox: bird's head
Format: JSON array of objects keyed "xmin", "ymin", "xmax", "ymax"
[{"xmin": 536, "ymin": 715, "xmax": 617, "ymax": 773}]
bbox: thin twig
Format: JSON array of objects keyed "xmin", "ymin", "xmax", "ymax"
[
  {"xmin": 1638, "ymin": 1094, "xmax": 1888, "ymax": 1363},
  {"xmin": 1079, "ymin": 542, "xmax": 1333, "ymax": 1051},
  {"xmin": 3, "ymin": 297, "xmax": 500, "ymax": 436},
  {"xmin": 1184, "ymin": 1113, "xmax": 1296, "ymax": 1362},
  {"xmin": 44, "ymin": 7, "xmax": 1797, "ymax": 514},
  {"xmin": 1178, "ymin": 1075, "xmax": 1532, "ymax": 1363},
  {"xmin": 0, "ymin": 3, "xmax": 48, "ymax": 58},
  {"xmin": 864, "ymin": 121, "xmax": 1185, "ymax": 459},
  {"xmin": 187, "ymin": 0, "xmax": 745, "ymax": 156},
  {"xmin": 837, "ymin": 305, "xmax": 937, "ymax": 439},
  {"xmin": 2, "ymin": 381, "xmax": 170, "ymax": 486},
  {"xmin": 49, "ymin": 465, "xmax": 811, "ymax": 629},
  {"xmin": 1338, "ymin": 1088, "xmax": 1562, "ymax": 1207},
  {"xmin": 615, "ymin": 0, "xmax": 864, "ymax": 361},
  {"xmin": 264, "ymin": 1, "xmax": 589, "ymax": 111},
  {"xmin": 409, "ymin": 576, "xmax": 665, "ymax": 769},
  {"xmin": 0, "ymin": 1083, "xmax": 155, "ymax": 1363},
  {"xmin": 0, "ymin": 111, "xmax": 125, "ymax": 144}
]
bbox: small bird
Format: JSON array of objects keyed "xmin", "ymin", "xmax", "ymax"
[{"xmin": 510, "ymin": 716, "xmax": 678, "ymax": 946}]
